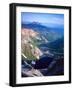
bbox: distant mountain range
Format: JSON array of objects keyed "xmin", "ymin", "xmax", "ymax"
[
  {"xmin": 22, "ymin": 22, "xmax": 64, "ymax": 34},
  {"xmin": 22, "ymin": 22, "xmax": 64, "ymax": 42},
  {"xmin": 22, "ymin": 22, "xmax": 50, "ymax": 32}
]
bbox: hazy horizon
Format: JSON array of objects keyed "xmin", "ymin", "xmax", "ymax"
[{"xmin": 21, "ymin": 12, "xmax": 64, "ymax": 28}]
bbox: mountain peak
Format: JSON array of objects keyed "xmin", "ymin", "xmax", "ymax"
[{"xmin": 30, "ymin": 22, "xmax": 42, "ymax": 25}]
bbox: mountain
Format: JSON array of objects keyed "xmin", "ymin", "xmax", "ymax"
[
  {"xmin": 22, "ymin": 22, "xmax": 63, "ymax": 42},
  {"xmin": 22, "ymin": 22, "xmax": 50, "ymax": 32},
  {"xmin": 21, "ymin": 22, "xmax": 64, "ymax": 60},
  {"xmin": 21, "ymin": 28, "xmax": 43, "ymax": 60},
  {"xmin": 21, "ymin": 23, "xmax": 64, "ymax": 76}
]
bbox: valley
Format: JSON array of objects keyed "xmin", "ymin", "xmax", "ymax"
[{"xmin": 21, "ymin": 22, "xmax": 64, "ymax": 77}]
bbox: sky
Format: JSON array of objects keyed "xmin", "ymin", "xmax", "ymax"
[{"xmin": 21, "ymin": 12, "xmax": 64, "ymax": 28}]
